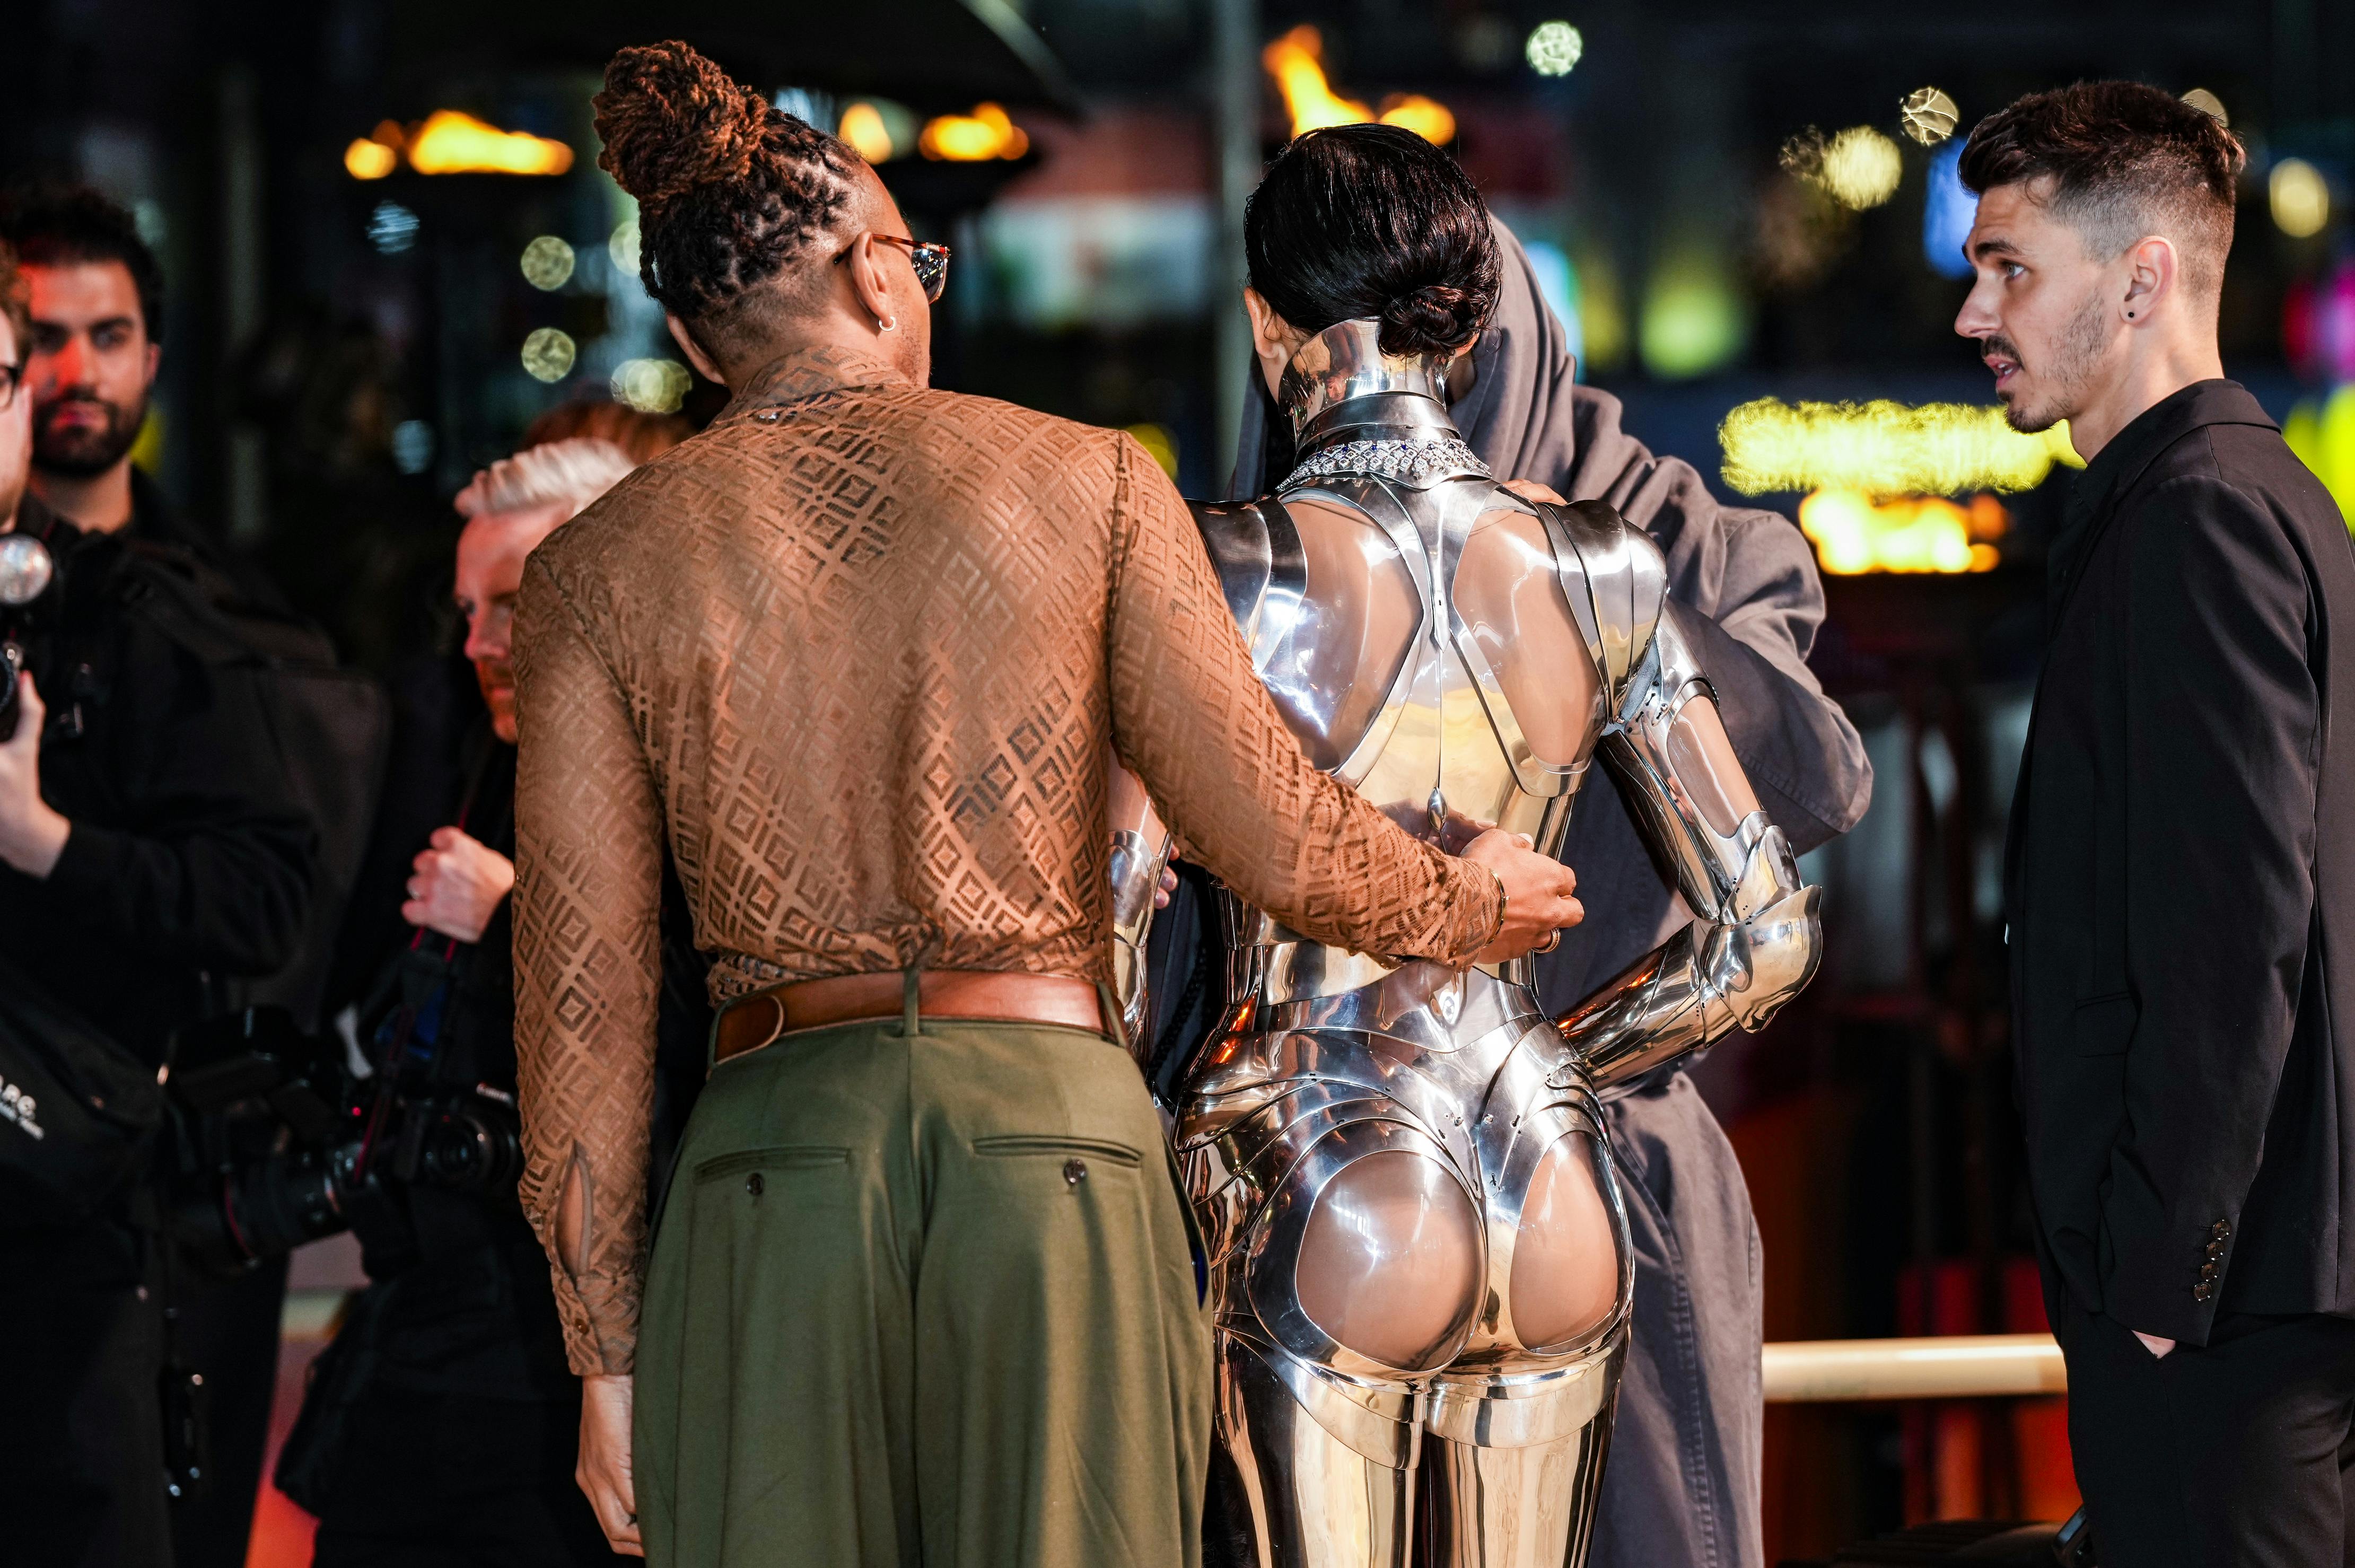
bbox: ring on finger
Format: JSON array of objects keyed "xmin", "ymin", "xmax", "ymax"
[{"xmin": 1536, "ymin": 928, "xmax": 1562, "ymax": 953}]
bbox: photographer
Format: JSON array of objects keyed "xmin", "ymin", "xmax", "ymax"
[
  {"xmin": 288, "ymin": 413, "xmax": 701, "ymax": 1567},
  {"xmin": 0, "ymin": 231, "xmax": 315, "ymax": 1568}
]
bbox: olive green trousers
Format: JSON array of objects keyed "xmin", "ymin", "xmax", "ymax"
[{"xmin": 634, "ymin": 1001, "xmax": 1211, "ymax": 1568}]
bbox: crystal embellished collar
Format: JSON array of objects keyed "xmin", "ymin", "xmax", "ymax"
[{"xmin": 1282, "ymin": 435, "xmax": 1490, "ymax": 491}]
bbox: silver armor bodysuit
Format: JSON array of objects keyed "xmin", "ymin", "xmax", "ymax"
[{"xmin": 1109, "ymin": 318, "xmax": 1823, "ymax": 1568}]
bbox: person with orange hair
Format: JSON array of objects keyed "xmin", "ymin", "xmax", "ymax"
[{"xmin": 507, "ymin": 38, "xmax": 1584, "ymax": 1568}]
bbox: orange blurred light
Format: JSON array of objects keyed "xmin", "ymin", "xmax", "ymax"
[
  {"xmin": 404, "ymin": 110, "xmax": 573, "ymax": 176},
  {"xmin": 918, "ymin": 102, "xmax": 1028, "ymax": 162},
  {"xmin": 1798, "ymin": 488, "xmax": 2007, "ymax": 575},
  {"xmin": 344, "ymin": 138, "xmax": 397, "ymax": 179},
  {"xmin": 1264, "ymin": 26, "xmax": 1372, "ymax": 136},
  {"xmin": 1378, "ymin": 94, "xmax": 1456, "ymax": 145},
  {"xmin": 839, "ymin": 102, "xmax": 895, "ymax": 163},
  {"xmin": 1262, "ymin": 26, "xmax": 1454, "ymax": 145}
]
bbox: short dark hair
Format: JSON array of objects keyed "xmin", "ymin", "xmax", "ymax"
[
  {"xmin": 1245, "ymin": 123, "xmax": 1500, "ymax": 357},
  {"xmin": 0, "ymin": 184, "xmax": 168, "ymax": 343},
  {"xmin": 1958, "ymin": 81, "xmax": 2245, "ymax": 300},
  {"xmin": 0, "ymin": 240, "xmax": 28, "ymax": 363}
]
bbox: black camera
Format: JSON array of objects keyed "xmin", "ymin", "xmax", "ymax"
[{"xmin": 164, "ymin": 1005, "xmax": 525, "ymax": 1274}]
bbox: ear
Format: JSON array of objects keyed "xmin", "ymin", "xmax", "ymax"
[
  {"xmin": 840, "ymin": 234, "xmax": 898, "ymax": 331},
  {"xmin": 140, "ymin": 338, "xmax": 161, "ymax": 391},
  {"xmin": 2121, "ymin": 235, "xmax": 2178, "ymax": 325},
  {"xmin": 1242, "ymin": 287, "xmax": 1300, "ymax": 397},
  {"xmin": 1242, "ymin": 287, "xmax": 1287, "ymax": 358},
  {"xmin": 664, "ymin": 313, "xmax": 727, "ymax": 386}
]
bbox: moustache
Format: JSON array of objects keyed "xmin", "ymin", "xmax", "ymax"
[
  {"xmin": 35, "ymin": 393, "xmax": 124, "ymax": 425},
  {"xmin": 1982, "ymin": 336, "xmax": 2023, "ymax": 366}
]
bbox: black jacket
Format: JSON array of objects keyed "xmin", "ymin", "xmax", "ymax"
[
  {"xmin": 0, "ymin": 498, "xmax": 313, "ymax": 1064},
  {"xmin": 323, "ymin": 657, "xmax": 711, "ymax": 1399},
  {"xmin": 2006, "ymin": 379, "xmax": 2355, "ymax": 1345}
]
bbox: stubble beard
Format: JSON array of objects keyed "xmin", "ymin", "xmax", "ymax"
[
  {"xmin": 2001, "ymin": 290, "xmax": 2111, "ymax": 436},
  {"xmin": 33, "ymin": 391, "xmax": 147, "ymax": 479}
]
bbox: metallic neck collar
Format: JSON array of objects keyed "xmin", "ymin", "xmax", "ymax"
[{"xmin": 1276, "ymin": 319, "xmax": 1452, "ymax": 443}]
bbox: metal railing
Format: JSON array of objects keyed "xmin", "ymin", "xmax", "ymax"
[{"xmin": 1763, "ymin": 1334, "xmax": 2064, "ymax": 1402}]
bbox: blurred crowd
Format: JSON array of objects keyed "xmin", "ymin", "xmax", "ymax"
[{"xmin": 0, "ymin": 181, "xmax": 698, "ymax": 1568}]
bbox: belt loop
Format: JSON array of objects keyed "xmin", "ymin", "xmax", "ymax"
[{"xmin": 901, "ymin": 964, "xmax": 923, "ymax": 1038}]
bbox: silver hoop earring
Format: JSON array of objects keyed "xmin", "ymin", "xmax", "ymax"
[{"xmin": 876, "ymin": 315, "xmax": 898, "ymax": 334}]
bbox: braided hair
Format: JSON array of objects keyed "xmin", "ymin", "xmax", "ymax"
[{"xmin": 593, "ymin": 40, "xmax": 863, "ymax": 352}]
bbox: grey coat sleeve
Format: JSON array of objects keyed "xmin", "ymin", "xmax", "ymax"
[
  {"xmin": 1560, "ymin": 389, "xmax": 1871, "ymax": 854},
  {"xmin": 1671, "ymin": 505, "xmax": 1871, "ymax": 853}
]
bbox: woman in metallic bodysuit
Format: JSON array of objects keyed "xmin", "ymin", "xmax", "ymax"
[{"xmin": 1110, "ymin": 127, "xmax": 1824, "ymax": 1567}]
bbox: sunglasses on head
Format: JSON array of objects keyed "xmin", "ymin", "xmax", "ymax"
[{"xmin": 835, "ymin": 232, "xmax": 952, "ymax": 304}]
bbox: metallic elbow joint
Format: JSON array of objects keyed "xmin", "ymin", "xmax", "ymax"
[{"xmin": 1568, "ymin": 817, "xmax": 1822, "ymax": 1090}]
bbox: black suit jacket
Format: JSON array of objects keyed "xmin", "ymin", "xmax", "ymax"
[{"xmin": 2007, "ymin": 379, "xmax": 2355, "ymax": 1344}]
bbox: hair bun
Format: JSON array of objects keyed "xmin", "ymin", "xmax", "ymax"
[
  {"xmin": 1378, "ymin": 282, "xmax": 1482, "ymax": 356},
  {"xmin": 594, "ymin": 40, "xmax": 773, "ymax": 206}
]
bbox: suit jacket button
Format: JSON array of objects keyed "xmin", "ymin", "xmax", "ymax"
[
  {"xmin": 2199, "ymin": 1261, "xmax": 2220, "ymax": 1281},
  {"xmin": 2211, "ymin": 1220, "xmax": 2231, "ymax": 1238},
  {"xmin": 2194, "ymin": 1282, "xmax": 2214, "ymax": 1302}
]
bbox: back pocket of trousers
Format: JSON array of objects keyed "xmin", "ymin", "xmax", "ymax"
[
  {"xmin": 695, "ymin": 1146, "xmax": 851, "ymax": 1183},
  {"xmin": 971, "ymin": 1135, "xmax": 1142, "ymax": 1167}
]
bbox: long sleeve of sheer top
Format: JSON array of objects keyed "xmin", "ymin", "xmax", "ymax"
[
  {"xmin": 1104, "ymin": 435, "xmax": 1505, "ymax": 962},
  {"xmin": 509, "ymin": 350, "xmax": 1502, "ymax": 1377}
]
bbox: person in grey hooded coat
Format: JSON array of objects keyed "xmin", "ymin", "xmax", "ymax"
[{"xmin": 1172, "ymin": 218, "xmax": 1871, "ymax": 1568}]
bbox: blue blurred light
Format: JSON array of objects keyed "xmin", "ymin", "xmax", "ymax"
[
  {"xmin": 1922, "ymin": 142, "xmax": 1975, "ymax": 280},
  {"xmin": 1520, "ymin": 240, "xmax": 1584, "ymax": 367}
]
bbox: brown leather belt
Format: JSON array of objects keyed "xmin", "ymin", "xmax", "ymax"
[{"xmin": 713, "ymin": 970, "xmax": 1105, "ymax": 1064}]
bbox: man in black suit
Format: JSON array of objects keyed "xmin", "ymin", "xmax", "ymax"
[{"xmin": 1963, "ymin": 82, "xmax": 2355, "ymax": 1565}]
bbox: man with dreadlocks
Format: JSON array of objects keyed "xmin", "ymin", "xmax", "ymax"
[{"xmin": 509, "ymin": 40, "xmax": 1583, "ymax": 1567}]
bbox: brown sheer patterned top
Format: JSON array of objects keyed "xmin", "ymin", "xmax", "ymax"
[{"xmin": 509, "ymin": 345, "xmax": 1508, "ymax": 1376}]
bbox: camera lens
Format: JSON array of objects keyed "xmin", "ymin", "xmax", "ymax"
[{"xmin": 414, "ymin": 1101, "xmax": 524, "ymax": 1193}]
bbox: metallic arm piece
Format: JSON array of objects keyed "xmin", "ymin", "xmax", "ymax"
[
  {"xmin": 1557, "ymin": 599, "xmax": 1823, "ymax": 1089},
  {"xmin": 1107, "ymin": 756, "xmax": 1176, "ymax": 1065}
]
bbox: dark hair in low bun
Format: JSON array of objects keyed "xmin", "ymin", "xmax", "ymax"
[
  {"xmin": 593, "ymin": 40, "xmax": 862, "ymax": 349},
  {"xmin": 1245, "ymin": 124, "xmax": 1499, "ymax": 357}
]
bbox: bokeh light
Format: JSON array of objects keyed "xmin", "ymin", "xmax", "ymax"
[
  {"xmin": 405, "ymin": 110, "xmax": 573, "ymax": 176},
  {"xmin": 1260, "ymin": 26, "xmax": 1455, "ymax": 145},
  {"xmin": 1813, "ymin": 127, "xmax": 1904, "ymax": 210},
  {"xmin": 343, "ymin": 138, "xmax": 396, "ymax": 180},
  {"xmin": 611, "ymin": 358, "xmax": 694, "ymax": 414},
  {"xmin": 520, "ymin": 236, "xmax": 575, "ymax": 291},
  {"xmin": 1377, "ymin": 94, "xmax": 1455, "ymax": 145},
  {"xmin": 608, "ymin": 219, "xmax": 641, "ymax": 279},
  {"xmin": 1921, "ymin": 142, "xmax": 1976, "ymax": 281},
  {"xmin": 1799, "ymin": 489, "xmax": 2007, "ymax": 575},
  {"xmin": 1720, "ymin": 399, "xmax": 2082, "ymax": 498},
  {"xmin": 920, "ymin": 103, "xmax": 1029, "ymax": 162},
  {"xmin": 1125, "ymin": 422, "xmax": 1179, "ymax": 480},
  {"xmin": 840, "ymin": 102, "xmax": 896, "ymax": 163},
  {"xmin": 366, "ymin": 200, "xmax": 419, "ymax": 255},
  {"xmin": 2182, "ymin": 87, "xmax": 2229, "ymax": 126},
  {"xmin": 1264, "ymin": 26, "xmax": 1371, "ymax": 136},
  {"xmin": 2284, "ymin": 384, "xmax": 2355, "ymax": 527},
  {"xmin": 1898, "ymin": 87, "xmax": 1959, "ymax": 147},
  {"xmin": 2272, "ymin": 158, "xmax": 2332, "ymax": 239},
  {"xmin": 1525, "ymin": 21, "xmax": 1583, "ymax": 77},
  {"xmin": 1641, "ymin": 253, "xmax": 1746, "ymax": 379},
  {"xmin": 521, "ymin": 328, "xmax": 576, "ymax": 383}
]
